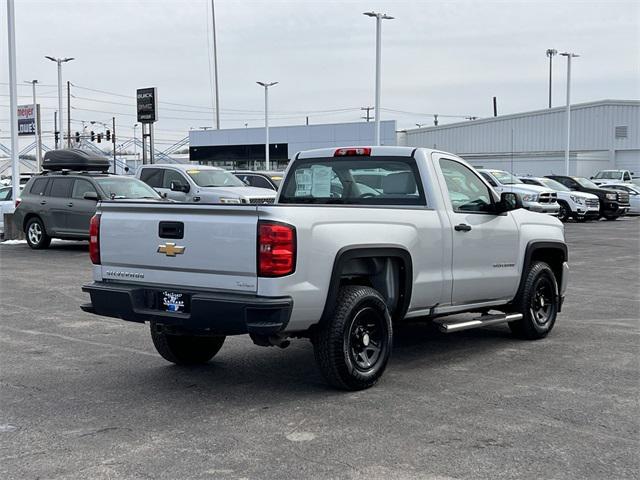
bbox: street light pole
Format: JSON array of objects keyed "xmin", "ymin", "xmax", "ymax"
[
  {"xmin": 363, "ymin": 11, "xmax": 394, "ymax": 146},
  {"xmin": 211, "ymin": 0, "xmax": 221, "ymax": 129},
  {"xmin": 257, "ymin": 81, "xmax": 278, "ymax": 170},
  {"xmin": 546, "ymin": 48, "xmax": 557, "ymax": 108},
  {"xmin": 7, "ymin": 0, "xmax": 20, "ymax": 205},
  {"xmin": 133, "ymin": 123, "xmax": 139, "ymax": 159},
  {"xmin": 560, "ymin": 52, "xmax": 579, "ymax": 175},
  {"xmin": 45, "ymin": 56, "xmax": 74, "ymax": 149}
]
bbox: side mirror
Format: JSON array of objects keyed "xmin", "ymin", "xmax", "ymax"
[
  {"xmin": 589, "ymin": 176, "xmax": 594, "ymax": 179},
  {"xmin": 170, "ymin": 181, "xmax": 190, "ymax": 193},
  {"xmin": 83, "ymin": 191, "xmax": 99, "ymax": 201},
  {"xmin": 496, "ymin": 191, "xmax": 522, "ymax": 213}
]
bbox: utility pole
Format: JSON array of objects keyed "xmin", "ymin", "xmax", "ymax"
[
  {"xmin": 433, "ymin": 114, "xmax": 439, "ymax": 126},
  {"xmin": 546, "ymin": 49, "xmax": 557, "ymax": 108},
  {"xmin": 363, "ymin": 11, "xmax": 394, "ymax": 145},
  {"xmin": 67, "ymin": 81, "xmax": 72, "ymax": 148},
  {"xmin": 112, "ymin": 117, "xmax": 116, "ymax": 174},
  {"xmin": 7, "ymin": 0, "xmax": 20, "ymax": 204},
  {"xmin": 27, "ymin": 80, "xmax": 43, "ymax": 170},
  {"xmin": 211, "ymin": 0, "xmax": 221, "ymax": 129},
  {"xmin": 361, "ymin": 106, "xmax": 373, "ymax": 122},
  {"xmin": 560, "ymin": 52, "xmax": 579, "ymax": 175},
  {"xmin": 493, "ymin": 96, "xmax": 498, "ymax": 117}
]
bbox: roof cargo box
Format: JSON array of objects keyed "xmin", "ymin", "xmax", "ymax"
[{"xmin": 43, "ymin": 149, "xmax": 111, "ymax": 172}]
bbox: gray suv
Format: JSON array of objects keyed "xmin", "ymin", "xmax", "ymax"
[{"xmin": 15, "ymin": 172, "xmax": 163, "ymax": 249}]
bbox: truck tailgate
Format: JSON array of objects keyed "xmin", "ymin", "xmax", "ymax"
[{"xmin": 97, "ymin": 202, "xmax": 259, "ymax": 293}]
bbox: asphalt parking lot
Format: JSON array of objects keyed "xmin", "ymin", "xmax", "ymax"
[{"xmin": 1, "ymin": 217, "xmax": 638, "ymax": 480}]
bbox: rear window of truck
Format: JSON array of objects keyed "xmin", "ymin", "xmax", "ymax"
[{"xmin": 279, "ymin": 157, "xmax": 426, "ymax": 206}]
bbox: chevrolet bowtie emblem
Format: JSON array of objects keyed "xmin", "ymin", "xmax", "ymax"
[{"xmin": 157, "ymin": 242, "xmax": 185, "ymax": 256}]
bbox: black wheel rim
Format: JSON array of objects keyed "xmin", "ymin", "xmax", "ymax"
[
  {"xmin": 559, "ymin": 205, "xmax": 568, "ymax": 221},
  {"xmin": 347, "ymin": 306, "xmax": 385, "ymax": 372},
  {"xmin": 530, "ymin": 276, "xmax": 554, "ymax": 327}
]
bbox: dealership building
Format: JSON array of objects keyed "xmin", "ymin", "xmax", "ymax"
[
  {"xmin": 189, "ymin": 120, "xmax": 396, "ymax": 169},
  {"xmin": 399, "ymin": 99, "xmax": 639, "ymax": 177}
]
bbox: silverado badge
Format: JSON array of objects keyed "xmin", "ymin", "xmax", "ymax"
[{"xmin": 157, "ymin": 242, "xmax": 185, "ymax": 257}]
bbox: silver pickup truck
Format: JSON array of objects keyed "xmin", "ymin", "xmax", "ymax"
[{"xmin": 82, "ymin": 146, "xmax": 569, "ymax": 390}]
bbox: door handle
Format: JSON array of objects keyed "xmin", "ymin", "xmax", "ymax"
[
  {"xmin": 454, "ymin": 223, "xmax": 472, "ymax": 232},
  {"xmin": 40, "ymin": 200, "xmax": 47, "ymax": 205},
  {"xmin": 67, "ymin": 202, "xmax": 74, "ymax": 207}
]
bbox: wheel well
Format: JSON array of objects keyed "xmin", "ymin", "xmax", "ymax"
[
  {"xmin": 23, "ymin": 213, "xmax": 41, "ymax": 231},
  {"xmin": 322, "ymin": 248, "xmax": 413, "ymax": 322},
  {"xmin": 529, "ymin": 247, "xmax": 566, "ymax": 291}
]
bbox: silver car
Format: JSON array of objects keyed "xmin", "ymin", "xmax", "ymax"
[{"xmin": 137, "ymin": 164, "xmax": 277, "ymax": 204}]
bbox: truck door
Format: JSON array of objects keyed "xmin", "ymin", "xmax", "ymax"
[{"xmin": 436, "ymin": 156, "xmax": 520, "ymax": 305}]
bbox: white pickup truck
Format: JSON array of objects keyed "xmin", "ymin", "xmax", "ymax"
[{"xmin": 82, "ymin": 147, "xmax": 569, "ymax": 390}]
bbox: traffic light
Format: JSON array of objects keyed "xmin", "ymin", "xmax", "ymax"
[
  {"xmin": 75, "ymin": 132, "xmax": 80, "ymax": 143},
  {"xmin": 90, "ymin": 131, "xmax": 95, "ymax": 141},
  {"xmin": 55, "ymin": 131, "xmax": 59, "ymax": 144},
  {"xmin": 105, "ymin": 130, "xmax": 111, "ymax": 141},
  {"xmin": 111, "ymin": 133, "xmax": 115, "ymax": 143},
  {"xmin": 97, "ymin": 133, "xmax": 102, "ymax": 143}
]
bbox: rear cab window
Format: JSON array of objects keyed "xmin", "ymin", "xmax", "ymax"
[
  {"xmin": 139, "ymin": 168, "xmax": 164, "ymax": 188},
  {"xmin": 279, "ymin": 156, "xmax": 426, "ymax": 206}
]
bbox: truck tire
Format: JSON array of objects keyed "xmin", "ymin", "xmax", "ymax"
[
  {"xmin": 150, "ymin": 324, "xmax": 225, "ymax": 365},
  {"xmin": 509, "ymin": 261, "xmax": 559, "ymax": 340},
  {"xmin": 603, "ymin": 214, "xmax": 619, "ymax": 221},
  {"xmin": 557, "ymin": 201, "xmax": 570, "ymax": 222},
  {"xmin": 25, "ymin": 217, "xmax": 51, "ymax": 249},
  {"xmin": 313, "ymin": 285, "xmax": 392, "ymax": 390}
]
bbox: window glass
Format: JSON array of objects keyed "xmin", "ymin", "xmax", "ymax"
[
  {"xmin": 95, "ymin": 177, "xmax": 162, "ymax": 199},
  {"xmin": 479, "ymin": 171, "xmax": 498, "ymax": 187},
  {"xmin": 162, "ymin": 169, "xmax": 188, "ymax": 189},
  {"xmin": 248, "ymin": 175, "xmax": 273, "ymax": 189},
  {"xmin": 186, "ymin": 169, "xmax": 245, "ymax": 187},
  {"xmin": 624, "ymin": 172, "xmax": 631, "ymax": 181},
  {"xmin": 0, "ymin": 187, "xmax": 11, "ymax": 201},
  {"xmin": 49, "ymin": 178, "xmax": 74, "ymax": 198},
  {"xmin": 30, "ymin": 178, "xmax": 49, "ymax": 195},
  {"xmin": 279, "ymin": 157, "xmax": 426, "ymax": 206},
  {"xmin": 139, "ymin": 168, "xmax": 164, "ymax": 188},
  {"xmin": 490, "ymin": 170, "xmax": 523, "ymax": 185},
  {"xmin": 72, "ymin": 179, "xmax": 98, "ymax": 199},
  {"xmin": 440, "ymin": 159, "xmax": 494, "ymax": 213},
  {"xmin": 574, "ymin": 177, "xmax": 600, "ymax": 189},
  {"xmin": 539, "ymin": 178, "xmax": 570, "ymax": 192}
]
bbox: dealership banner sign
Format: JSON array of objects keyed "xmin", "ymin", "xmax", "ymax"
[
  {"xmin": 136, "ymin": 87, "xmax": 157, "ymax": 123},
  {"xmin": 17, "ymin": 104, "xmax": 37, "ymax": 136}
]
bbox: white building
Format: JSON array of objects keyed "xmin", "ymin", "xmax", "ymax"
[
  {"xmin": 189, "ymin": 120, "xmax": 397, "ymax": 170},
  {"xmin": 400, "ymin": 100, "xmax": 639, "ymax": 176}
]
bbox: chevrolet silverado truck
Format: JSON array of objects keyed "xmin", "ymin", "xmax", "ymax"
[{"xmin": 81, "ymin": 147, "xmax": 569, "ymax": 390}]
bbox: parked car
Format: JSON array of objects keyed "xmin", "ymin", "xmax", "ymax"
[
  {"xmin": 14, "ymin": 150, "xmax": 165, "ymax": 249},
  {"xmin": 0, "ymin": 185, "xmax": 23, "ymax": 235},
  {"xmin": 590, "ymin": 169, "xmax": 636, "ymax": 186},
  {"xmin": 232, "ymin": 171, "xmax": 284, "ymax": 191},
  {"xmin": 477, "ymin": 169, "xmax": 560, "ymax": 215},
  {"xmin": 82, "ymin": 146, "xmax": 568, "ymax": 390},
  {"xmin": 519, "ymin": 176, "xmax": 599, "ymax": 222},
  {"xmin": 137, "ymin": 164, "xmax": 277, "ymax": 203},
  {"xmin": 546, "ymin": 175, "xmax": 630, "ymax": 220},
  {"xmin": 602, "ymin": 183, "xmax": 640, "ymax": 215}
]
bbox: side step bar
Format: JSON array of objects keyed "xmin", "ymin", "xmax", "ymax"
[{"xmin": 437, "ymin": 313, "xmax": 523, "ymax": 333}]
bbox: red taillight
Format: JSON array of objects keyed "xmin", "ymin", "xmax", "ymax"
[
  {"xmin": 334, "ymin": 147, "xmax": 371, "ymax": 157},
  {"xmin": 89, "ymin": 214, "xmax": 101, "ymax": 265},
  {"xmin": 258, "ymin": 221, "xmax": 296, "ymax": 277}
]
